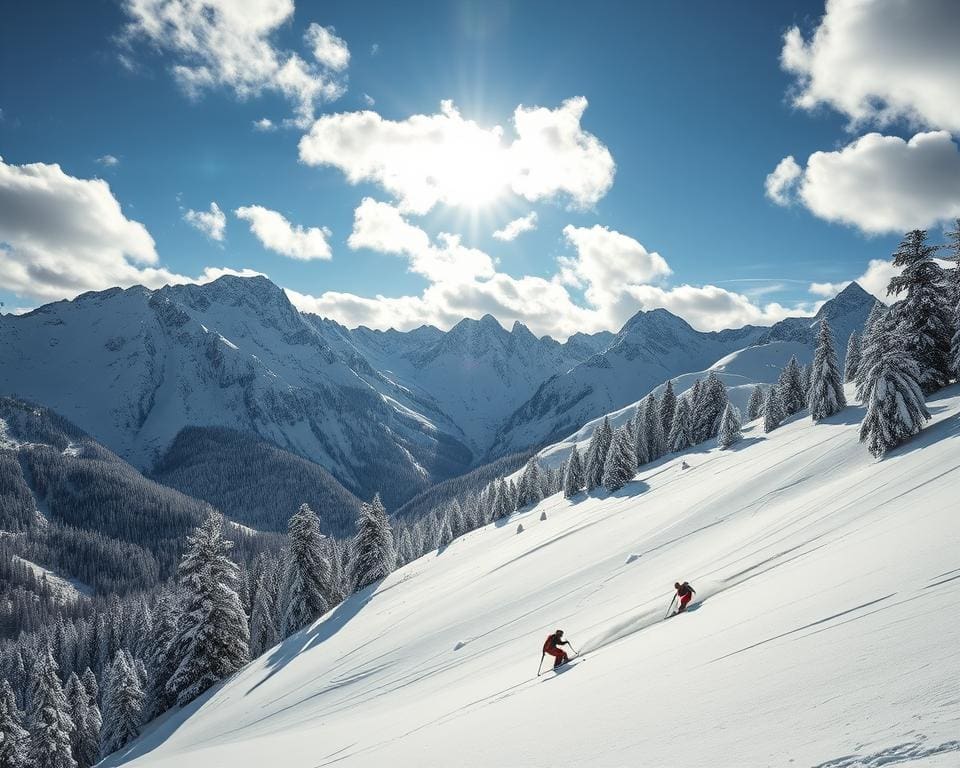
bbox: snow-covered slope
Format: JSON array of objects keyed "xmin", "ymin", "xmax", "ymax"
[
  {"xmin": 0, "ymin": 276, "xmax": 472, "ymax": 507},
  {"xmin": 104, "ymin": 384, "xmax": 960, "ymax": 768}
]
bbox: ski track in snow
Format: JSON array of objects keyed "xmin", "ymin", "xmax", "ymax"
[{"xmin": 103, "ymin": 383, "xmax": 960, "ymax": 768}]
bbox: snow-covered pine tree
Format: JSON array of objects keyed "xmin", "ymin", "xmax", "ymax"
[
  {"xmin": 844, "ymin": 331, "xmax": 862, "ymax": 383},
  {"xmin": 859, "ymin": 324, "xmax": 930, "ymax": 457},
  {"xmin": 144, "ymin": 588, "xmax": 178, "ymax": 719},
  {"xmin": 668, "ymin": 397, "xmax": 693, "ymax": 452},
  {"xmin": 77, "ymin": 671, "xmax": 99, "ymax": 768},
  {"xmin": 689, "ymin": 379, "xmax": 704, "ymax": 413},
  {"xmin": 507, "ymin": 479, "xmax": 519, "ymax": 512},
  {"xmin": 516, "ymin": 459, "xmax": 543, "ymax": 509},
  {"xmin": 80, "ymin": 670, "xmax": 99, "ymax": 724},
  {"xmin": 763, "ymin": 387, "xmax": 786, "ymax": 433},
  {"xmin": 856, "ymin": 302, "xmax": 890, "ymax": 400},
  {"xmin": 808, "ymin": 318, "xmax": 847, "ymax": 421},
  {"xmin": 747, "ymin": 385, "xmax": 765, "ymax": 421},
  {"xmin": 64, "ymin": 673, "xmax": 97, "ymax": 768},
  {"xmin": 249, "ymin": 566, "xmax": 278, "ymax": 657},
  {"xmin": 27, "ymin": 649, "xmax": 75, "ymax": 768},
  {"xmin": 584, "ymin": 417, "xmax": 613, "ymax": 491},
  {"xmin": 660, "ymin": 380, "xmax": 677, "ymax": 439},
  {"xmin": 437, "ymin": 510, "xmax": 454, "ymax": 549},
  {"xmin": 464, "ymin": 492, "xmax": 481, "ymax": 531},
  {"xmin": 166, "ymin": 513, "xmax": 249, "ymax": 708},
  {"xmin": 717, "ymin": 403, "xmax": 742, "ymax": 449},
  {"xmin": 0, "ymin": 678, "xmax": 28, "ymax": 768},
  {"xmin": 602, "ymin": 426, "xmax": 636, "ymax": 491},
  {"xmin": 100, "ymin": 651, "xmax": 143, "ymax": 757},
  {"xmin": 562, "ymin": 445, "xmax": 585, "ymax": 498},
  {"xmin": 887, "ymin": 229, "xmax": 952, "ymax": 393},
  {"xmin": 350, "ymin": 494, "xmax": 396, "ymax": 590},
  {"xmin": 448, "ymin": 499, "xmax": 466, "ymax": 537},
  {"xmin": 631, "ymin": 403, "xmax": 649, "ymax": 467},
  {"xmin": 800, "ymin": 363, "xmax": 812, "ymax": 398},
  {"xmin": 280, "ymin": 503, "xmax": 331, "ymax": 639},
  {"xmin": 692, "ymin": 372, "xmax": 728, "ymax": 443},
  {"xmin": 777, "ymin": 356, "xmax": 806, "ymax": 416},
  {"xmin": 643, "ymin": 394, "xmax": 665, "ymax": 461},
  {"xmin": 952, "ymin": 297, "xmax": 960, "ymax": 380},
  {"xmin": 491, "ymin": 479, "xmax": 511, "ymax": 521}
]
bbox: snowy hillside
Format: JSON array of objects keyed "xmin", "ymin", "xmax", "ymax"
[{"xmin": 104, "ymin": 384, "xmax": 960, "ymax": 768}]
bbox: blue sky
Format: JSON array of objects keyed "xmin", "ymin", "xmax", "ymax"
[{"xmin": 2, "ymin": 1, "xmax": 958, "ymax": 337}]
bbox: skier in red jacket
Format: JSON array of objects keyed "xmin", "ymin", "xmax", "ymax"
[
  {"xmin": 542, "ymin": 629, "xmax": 570, "ymax": 668},
  {"xmin": 674, "ymin": 581, "xmax": 696, "ymax": 613}
]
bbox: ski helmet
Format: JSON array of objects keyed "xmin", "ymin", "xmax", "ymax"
[{"xmin": 555, "ymin": 629, "xmax": 563, "ymax": 636}]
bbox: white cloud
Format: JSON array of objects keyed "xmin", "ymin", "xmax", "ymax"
[
  {"xmin": 809, "ymin": 281, "xmax": 849, "ymax": 298},
  {"xmin": 305, "ymin": 24, "xmax": 349, "ymax": 71},
  {"xmin": 764, "ymin": 155, "xmax": 801, "ymax": 205},
  {"xmin": 348, "ymin": 198, "xmax": 493, "ymax": 281},
  {"xmin": 121, "ymin": 0, "xmax": 347, "ymax": 126},
  {"xmin": 0, "ymin": 156, "xmax": 256, "ymax": 301},
  {"xmin": 184, "ymin": 201, "xmax": 227, "ymax": 241},
  {"xmin": 362, "ymin": 93, "xmax": 375, "ymax": 107},
  {"xmin": 234, "ymin": 205, "xmax": 332, "ymax": 260},
  {"xmin": 370, "ymin": 43, "xmax": 379, "ymax": 56},
  {"xmin": 768, "ymin": 132, "xmax": 960, "ymax": 234},
  {"xmin": 252, "ymin": 117, "xmax": 276, "ymax": 131},
  {"xmin": 96, "ymin": 154, "xmax": 120, "ymax": 167},
  {"xmin": 298, "ymin": 97, "xmax": 615, "ymax": 214},
  {"xmin": 781, "ymin": 0, "xmax": 960, "ymax": 132},
  {"xmin": 493, "ymin": 212, "xmax": 538, "ymax": 241}
]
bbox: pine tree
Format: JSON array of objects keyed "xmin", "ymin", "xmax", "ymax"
[
  {"xmin": 692, "ymin": 372, "xmax": 728, "ymax": 443},
  {"xmin": 844, "ymin": 331, "xmax": 862, "ymax": 383},
  {"xmin": 747, "ymin": 385, "xmax": 765, "ymax": 421},
  {"xmin": 717, "ymin": 403, "xmax": 742, "ymax": 449},
  {"xmin": 63, "ymin": 673, "xmax": 97, "ymax": 768},
  {"xmin": 166, "ymin": 513, "xmax": 249, "ymax": 708},
  {"xmin": 659, "ymin": 380, "xmax": 677, "ymax": 439},
  {"xmin": 397, "ymin": 527, "xmax": 415, "ymax": 564},
  {"xmin": 562, "ymin": 446, "xmax": 585, "ymax": 498},
  {"xmin": 668, "ymin": 397, "xmax": 693, "ymax": 452},
  {"xmin": 463, "ymin": 492, "xmax": 481, "ymax": 531},
  {"xmin": 280, "ymin": 504, "xmax": 331, "ymax": 639},
  {"xmin": 448, "ymin": 499, "xmax": 466, "ymax": 537},
  {"xmin": 859, "ymin": 324, "xmax": 930, "ymax": 457},
  {"xmin": 643, "ymin": 394, "xmax": 665, "ymax": 461},
  {"xmin": 952, "ymin": 297, "xmax": 960, "ymax": 380},
  {"xmin": 0, "ymin": 678, "xmax": 28, "ymax": 768},
  {"xmin": 631, "ymin": 403, "xmax": 650, "ymax": 466},
  {"xmin": 249, "ymin": 567, "xmax": 279, "ymax": 657},
  {"xmin": 491, "ymin": 479, "xmax": 512, "ymax": 521},
  {"xmin": 27, "ymin": 649, "xmax": 75, "ymax": 768},
  {"xmin": 516, "ymin": 459, "xmax": 543, "ymax": 509},
  {"xmin": 350, "ymin": 494, "xmax": 396, "ymax": 590},
  {"xmin": 856, "ymin": 302, "xmax": 890, "ymax": 400},
  {"xmin": 437, "ymin": 510, "xmax": 454, "ymax": 549},
  {"xmin": 763, "ymin": 387, "xmax": 786, "ymax": 433},
  {"xmin": 78, "ymin": 671, "xmax": 99, "ymax": 768},
  {"xmin": 777, "ymin": 356, "xmax": 806, "ymax": 416},
  {"xmin": 584, "ymin": 418, "xmax": 613, "ymax": 491},
  {"xmin": 800, "ymin": 363, "xmax": 812, "ymax": 398},
  {"xmin": 887, "ymin": 229, "xmax": 952, "ymax": 393},
  {"xmin": 808, "ymin": 318, "xmax": 847, "ymax": 421},
  {"xmin": 602, "ymin": 426, "xmax": 636, "ymax": 491},
  {"xmin": 144, "ymin": 589, "xmax": 178, "ymax": 719},
  {"xmin": 100, "ymin": 652, "xmax": 143, "ymax": 757}
]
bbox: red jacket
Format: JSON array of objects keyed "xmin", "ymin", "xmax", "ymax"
[{"xmin": 543, "ymin": 633, "xmax": 567, "ymax": 652}]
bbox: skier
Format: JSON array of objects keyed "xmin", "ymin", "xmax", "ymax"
[
  {"xmin": 674, "ymin": 581, "xmax": 696, "ymax": 613},
  {"xmin": 542, "ymin": 629, "xmax": 571, "ymax": 668}
]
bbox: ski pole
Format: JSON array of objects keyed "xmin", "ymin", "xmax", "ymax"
[
  {"xmin": 664, "ymin": 594, "xmax": 677, "ymax": 619},
  {"xmin": 537, "ymin": 653, "xmax": 545, "ymax": 677},
  {"xmin": 566, "ymin": 643, "xmax": 579, "ymax": 656}
]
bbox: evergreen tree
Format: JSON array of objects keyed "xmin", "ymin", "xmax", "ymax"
[
  {"xmin": 27, "ymin": 649, "xmax": 75, "ymax": 768},
  {"xmin": 747, "ymin": 385, "xmax": 765, "ymax": 421},
  {"xmin": 562, "ymin": 446, "xmax": 585, "ymax": 498},
  {"xmin": 856, "ymin": 302, "xmax": 890, "ymax": 400},
  {"xmin": 659, "ymin": 380, "xmax": 677, "ymax": 439},
  {"xmin": 144, "ymin": 589, "xmax": 178, "ymax": 719},
  {"xmin": 350, "ymin": 495, "xmax": 396, "ymax": 590},
  {"xmin": 717, "ymin": 403, "xmax": 742, "ymax": 449},
  {"xmin": 690, "ymin": 379, "xmax": 704, "ymax": 412},
  {"xmin": 448, "ymin": 500, "xmax": 466, "ymax": 538},
  {"xmin": 602, "ymin": 426, "xmax": 636, "ymax": 492},
  {"xmin": 668, "ymin": 398, "xmax": 693, "ymax": 452},
  {"xmin": 63, "ymin": 673, "xmax": 97, "ymax": 768},
  {"xmin": 844, "ymin": 331, "xmax": 862, "ymax": 383},
  {"xmin": 80, "ymin": 670, "xmax": 99, "ymax": 718},
  {"xmin": 0, "ymin": 678, "xmax": 28, "ymax": 768},
  {"xmin": 777, "ymin": 356, "xmax": 806, "ymax": 415},
  {"xmin": 859, "ymin": 325, "xmax": 930, "ymax": 457},
  {"xmin": 516, "ymin": 459, "xmax": 543, "ymax": 509},
  {"xmin": 763, "ymin": 387, "xmax": 786, "ymax": 433},
  {"xmin": 887, "ymin": 229, "xmax": 952, "ymax": 393},
  {"xmin": 166, "ymin": 513, "xmax": 249, "ymax": 708},
  {"xmin": 397, "ymin": 527, "xmax": 415, "ymax": 565},
  {"xmin": 952, "ymin": 297, "xmax": 960, "ymax": 380},
  {"xmin": 632, "ymin": 403, "xmax": 650, "ymax": 466},
  {"xmin": 583, "ymin": 418, "xmax": 613, "ymax": 491},
  {"xmin": 100, "ymin": 652, "xmax": 143, "ymax": 757},
  {"xmin": 491, "ymin": 479, "xmax": 512, "ymax": 521},
  {"xmin": 800, "ymin": 363, "xmax": 812, "ymax": 398},
  {"xmin": 808, "ymin": 318, "xmax": 847, "ymax": 421},
  {"xmin": 77, "ymin": 671, "xmax": 99, "ymax": 768},
  {"xmin": 249, "ymin": 567, "xmax": 279, "ymax": 657},
  {"xmin": 643, "ymin": 394, "xmax": 665, "ymax": 461},
  {"xmin": 692, "ymin": 372, "xmax": 728, "ymax": 443},
  {"xmin": 463, "ymin": 493, "xmax": 481, "ymax": 531},
  {"xmin": 280, "ymin": 504, "xmax": 330, "ymax": 639},
  {"xmin": 437, "ymin": 511, "xmax": 454, "ymax": 549}
]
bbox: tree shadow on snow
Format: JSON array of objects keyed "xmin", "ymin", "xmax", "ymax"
[
  {"xmin": 884, "ymin": 406, "xmax": 960, "ymax": 459},
  {"xmin": 724, "ymin": 436, "xmax": 763, "ymax": 452}
]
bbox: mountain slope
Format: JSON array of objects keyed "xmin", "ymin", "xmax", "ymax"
[
  {"xmin": 103, "ymin": 384, "xmax": 960, "ymax": 768},
  {"xmin": 0, "ymin": 276, "xmax": 473, "ymax": 508}
]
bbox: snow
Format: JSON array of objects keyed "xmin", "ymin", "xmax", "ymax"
[
  {"xmin": 105, "ymin": 384, "xmax": 960, "ymax": 768},
  {"xmin": 12, "ymin": 556, "xmax": 93, "ymax": 602}
]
